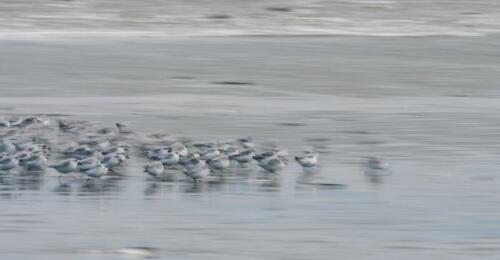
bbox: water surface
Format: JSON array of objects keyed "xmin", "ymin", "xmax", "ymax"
[{"xmin": 1, "ymin": 36, "xmax": 500, "ymax": 259}]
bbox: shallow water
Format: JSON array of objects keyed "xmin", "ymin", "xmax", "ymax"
[{"xmin": 1, "ymin": 36, "xmax": 500, "ymax": 259}]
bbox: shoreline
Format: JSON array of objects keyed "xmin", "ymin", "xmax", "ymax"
[{"xmin": 0, "ymin": 31, "xmax": 498, "ymax": 41}]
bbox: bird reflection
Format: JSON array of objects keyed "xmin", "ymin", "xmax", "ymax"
[
  {"xmin": 366, "ymin": 174, "xmax": 384, "ymax": 184},
  {"xmin": 296, "ymin": 171, "xmax": 317, "ymax": 185},
  {"xmin": 144, "ymin": 182, "xmax": 161, "ymax": 196},
  {"xmin": 256, "ymin": 174, "xmax": 281, "ymax": 192},
  {"xmin": 77, "ymin": 177, "xmax": 123, "ymax": 194},
  {"xmin": 53, "ymin": 183, "xmax": 73, "ymax": 194},
  {"xmin": 183, "ymin": 181, "xmax": 205, "ymax": 193},
  {"xmin": 182, "ymin": 177, "xmax": 226, "ymax": 194},
  {"xmin": 9, "ymin": 175, "xmax": 44, "ymax": 191},
  {"xmin": 363, "ymin": 156, "xmax": 391, "ymax": 184}
]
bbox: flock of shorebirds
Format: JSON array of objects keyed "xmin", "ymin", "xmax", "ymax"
[{"xmin": 0, "ymin": 116, "xmax": 389, "ymax": 182}]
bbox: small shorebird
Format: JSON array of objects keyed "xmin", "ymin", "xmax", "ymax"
[
  {"xmin": 82, "ymin": 163, "xmax": 109, "ymax": 179},
  {"xmin": 207, "ymin": 154, "xmax": 230, "ymax": 171},
  {"xmin": 0, "ymin": 119, "xmax": 10, "ymax": 128},
  {"xmin": 79, "ymin": 139, "xmax": 111, "ymax": 152},
  {"xmin": 160, "ymin": 151, "xmax": 179, "ymax": 167},
  {"xmin": 64, "ymin": 145, "xmax": 100, "ymax": 160},
  {"xmin": 229, "ymin": 150, "xmax": 255, "ymax": 164},
  {"xmin": 295, "ymin": 151, "xmax": 319, "ymax": 168},
  {"xmin": 19, "ymin": 153, "xmax": 48, "ymax": 171},
  {"xmin": 77, "ymin": 157, "xmax": 100, "ymax": 171},
  {"xmin": 183, "ymin": 158, "xmax": 206, "ymax": 172},
  {"xmin": 146, "ymin": 147, "xmax": 169, "ymax": 160},
  {"xmin": 50, "ymin": 158, "xmax": 79, "ymax": 175},
  {"xmin": 253, "ymin": 151, "xmax": 278, "ymax": 168},
  {"xmin": 144, "ymin": 161, "xmax": 165, "ymax": 179},
  {"xmin": 0, "ymin": 140, "xmax": 16, "ymax": 154},
  {"xmin": 101, "ymin": 153, "xmax": 127, "ymax": 169},
  {"xmin": 178, "ymin": 152, "xmax": 200, "ymax": 165},
  {"xmin": 237, "ymin": 137, "xmax": 254, "ymax": 149},
  {"xmin": 182, "ymin": 157, "xmax": 210, "ymax": 181},
  {"xmin": 170, "ymin": 143, "xmax": 188, "ymax": 157},
  {"xmin": 0, "ymin": 156, "xmax": 19, "ymax": 172},
  {"xmin": 200, "ymin": 147, "xmax": 221, "ymax": 161},
  {"xmin": 259, "ymin": 157, "xmax": 286, "ymax": 173},
  {"xmin": 220, "ymin": 146, "xmax": 239, "ymax": 157},
  {"xmin": 116, "ymin": 122, "xmax": 133, "ymax": 134},
  {"xmin": 103, "ymin": 145, "xmax": 129, "ymax": 155}
]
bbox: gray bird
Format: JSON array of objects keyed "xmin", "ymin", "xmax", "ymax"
[
  {"xmin": 77, "ymin": 157, "xmax": 100, "ymax": 171},
  {"xmin": 116, "ymin": 122, "xmax": 133, "ymax": 134},
  {"xmin": 82, "ymin": 163, "xmax": 109, "ymax": 179},
  {"xmin": 0, "ymin": 140, "xmax": 16, "ymax": 154},
  {"xmin": 50, "ymin": 158, "xmax": 79, "ymax": 174},
  {"xmin": 179, "ymin": 152, "xmax": 200, "ymax": 165},
  {"xmin": 0, "ymin": 156, "xmax": 19, "ymax": 172},
  {"xmin": 0, "ymin": 119, "xmax": 10, "ymax": 128},
  {"xmin": 229, "ymin": 150, "xmax": 255, "ymax": 164},
  {"xmin": 101, "ymin": 153, "xmax": 127, "ymax": 169},
  {"xmin": 259, "ymin": 158, "xmax": 286, "ymax": 173},
  {"xmin": 295, "ymin": 151, "xmax": 319, "ymax": 168},
  {"xmin": 144, "ymin": 161, "xmax": 165, "ymax": 179},
  {"xmin": 207, "ymin": 154, "xmax": 230, "ymax": 171},
  {"xmin": 199, "ymin": 147, "xmax": 221, "ymax": 161},
  {"xmin": 19, "ymin": 153, "xmax": 48, "ymax": 171}
]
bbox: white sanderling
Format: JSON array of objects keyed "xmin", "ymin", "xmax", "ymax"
[
  {"xmin": 170, "ymin": 143, "xmax": 188, "ymax": 157},
  {"xmin": 58, "ymin": 119, "xmax": 93, "ymax": 134},
  {"xmin": 16, "ymin": 142, "xmax": 51, "ymax": 157},
  {"xmin": 95, "ymin": 126, "xmax": 116, "ymax": 136},
  {"xmin": 49, "ymin": 158, "xmax": 79, "ymax": 175},
  {"xmin": 79, "ymin": 139, "xmax": 111, "ymax": 152},
  {"xmin": 144, "ymin": 161, "xmax": 165, "ymax": 179},
  {"xmin": 103, "ymin": 145, "xmax": 129, "ymax": 155},
  {"xmin": 0, "ymin": 156, "xmax": 19, "ymax": 172},
  {"xmin": 295, "ymin": 151, "xmax": 319, "ymax": 168},
  {"xmin": 183, "ymin": 158, "xmax": 206, "ymax": 172},
  {"xmin": 238, "ymin": 137, "xmax": 254, "ymax": 149},
  {"xmin": 0, "ymin": 139, "xmax": 17, "ymax": 154},
  {"xmin": 19, "ymin": 153, "xmax": 48, "ymax": 171},
  {"xmin": 146, "ymin": 147, "xmax": 169, "ymax": 160},
  {"xmin": 58, "ymin": 120, "xmax": 76, "ymax": 132},
  {"xmin": 229, "ymin": 149, "xmax": 255, "ymax": 164},
  {"xmin": 82, "ymin": 163, "xmax": 109, "ymax": 179},
  {"xmin": 253, "ymin": 151, "xmax": 278, "ymax": 167},
  {"xmin": 11, "ymin": 117, "xmax": 37, "ymax": 128},
  {"xmin": 182, "ymin": 157, "xmax": 211, "ymax": 181},
  {"xmin": 220, "ymin": 146, "xmax": 239, "ymax": 157},
  {"xmin": 179, "ymin": 152, "xmax": 200, "ymax": 165},
  {"xmin": 207, "ymin": 154, "xmax": 230, "ymax": 171},
  {"xmin": 259, "ymin": 157, "xmax": 286, "ymax": 173},
  {"xmin": 101, "ymin": 153, "xmax": 127, "ymax": 169},
  {"xmin": 199, "ymin": 147, "xmax": 221, "ymax": 161},
  {"xmin": 0, "ymin": 119, "xmax": 10, "ymax": 128},
  {"xmin": 160, "ymin": 151, "xmax": 179, "ymax": 167},
  {"xmin": 64, "ymin": 145, "xmax": 100, "ymax": 160},
  {"xmin": 273, "ymin": 147, "xmax": 289, "ymax": 160},
  {"xmin": 193, "ymin": 141, "xmax": 217, "ymax": 151},
  {"xmin": 77, "ymin": 157, "xmax": 100, "ymax": 171},
  {"xmin": 116, "ymin": 122, "xmax": 133, "ymax": 135}
]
